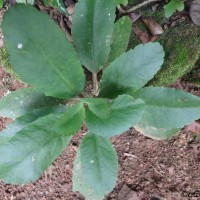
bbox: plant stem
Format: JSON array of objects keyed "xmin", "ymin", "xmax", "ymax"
[
  {"xmin": 92, "ymin": 73, "xmax": 99, "ymax": 96},
  {"xmin": 117, "ymin": 0, "xmax": 161, "ymax": 14}
]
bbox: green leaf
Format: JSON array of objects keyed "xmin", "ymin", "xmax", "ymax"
[
  {"xmin": 0, "ymin": 0, "xmax": 3, "ymax": 8},
  {"xmin": 164, "ymin": 0, "xmax": 184, "ymax": 18},
  {"xmin": 0, "ymin": 113, "xmax": 72, "ymax": 184},
  {"xmin": 2, "ymin": 4, "xmax": 85, "ymax": 99},
  {"xmin": 133, "ymin": 87, "xmax": 200, "ymax": 139},
  {"xmin": 0, "ymin": 88, "xmax": 63, "ymax": 119},
  {"xmin": 0, "ymin": 105, "xmax": 67, "ymax": 143},
  {"xmin": 107, "ymin": 16, "xmax": 132, "ymax": 65},
  {"xmin": 73, "ymin": 150, "xmax": 104, "ymax": 200},
  {"xmin": 135, "ymin": 124, "xmax": 180, "ymax": 140},
  {"xmin": 79, "ymin": 133, "xmax": 118, "ymax": 196},
  {"xmin": 81, "ymin": 98, "xmax": 110, "ymax": 118},
  {"xmin": 43, "ymin": 0, "xmax": 69, "ymax": 15},
  {"xmin": 100, "ymin": 43, "xmax": 164, "ymax": 98},
  {"xmin": 0, "ymin": 102, "xmax": 85, "ymax": 184},
  {"xmin": 55, "ymin": 102, "xmax": 85, "ymax": 136},
  {"xmin": 16, "ymin": 0, "xmax": 34, "ymax": 5},
  {"xmin": 86, "ymin": 95, "xmax": 145, "ymax": 137},
  {"xmin": 115, "ymin": 0, "xmax": 128, "ymax": 5},
  {"xmin": 72, "ymin": 0, "xmax": 116, "ymax": 73},
  {"xmin": 43, "ymin": 0, "xmax": 58, "ymax": 6}
]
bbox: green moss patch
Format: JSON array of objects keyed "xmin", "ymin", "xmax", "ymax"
[{"xmin": 148, "ymin": 23, "xmax": 200, "ymax": 86}]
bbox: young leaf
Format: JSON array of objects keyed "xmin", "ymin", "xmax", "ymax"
[
  {"xmin": 2, "ymin": 4, "xmax": 85, "ymax": 99},
  {"xmin": 107, "ymin": 16, "xmax": 132, "ymax": 65},
  {"xmin": 0, "ymin": 88, "xmax": 63, "ymax": 119},
  {"xmin": 164, "ymin": 0, "xmax": 184, "ymax": 18},
  {"xmin": 56, "ymin": 102, "xmax": 85, "ymax": 136},
  {"xmin": 73, "ymin": 150, "xmax": 105, "ymax": 200},
  {"xmin": 79, "ymin": 133, "xmax": 118, "ymax": 196},
  {"xmin": 86, "ymin": 95, "xmax": 145, "ymax": 137},
  {"xmin": 81, "ymin": 98, "xmax": 110, "ymax": 118},
  {"xmin": 133, "ymin": 87, "xmax": 200, "ymax": 139},
  {"xmin": 0, "ymin": 112, "xmax": 73, "ymax": 184},
  {"xmin": 72, "ymin": 0, "xmax": 116, "ymax": 73},
  {"xmin": 100, "ymin": 43, "xmax": 164, "ymax": 98}
]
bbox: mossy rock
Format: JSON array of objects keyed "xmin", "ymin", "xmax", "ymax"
[
  {"xmin": 183, "ymin": 59, "xmax": 200, "ymax": 87},
  {"xmin": 148, "ymin": 22, "xmax": 200, "ymax": 86},
  {"xmin": 0, "ymin": 47, "xmax": 21, "ymax": 81}
]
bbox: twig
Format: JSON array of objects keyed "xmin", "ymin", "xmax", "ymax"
[
  {"xmin": 60, "ymin": 15, "xmax": 73, "ymax": 43},
  {"xmin": 117, "ymin": 0, "xmax": 161, "ymax": 14},
  {"xmin": 124, "ymin": 153, "xmax": 138, "ymax": 159},
  {"xmin": 92, "ymin": 73, "xmax": 99, "ymax": 96}
]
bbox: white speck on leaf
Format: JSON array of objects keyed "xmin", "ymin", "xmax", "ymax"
[
  {"xmin": 17, "ymin": 43, "xmax": 23, "ymax": 49},
  {"xmin": 32, "ymin": 157, "xmax": 35, "ymax": 162},
  {"xmin": 20, "ymin": 100, "xmax": 24, "ymax": 105},
  {"xmin": 90, "ymin": 160, "xmax": 94, "ymax": 164},
  {"xmin": 80, "ymin": 14, "xmax": 84, "ymax": 17},
  {"xmin": 108, "ymin": 13, "xmax": 111, "ymax": 16},
  {"xmin": 3, "ymin": 90, "xmax": 11, "ymax": 97}
]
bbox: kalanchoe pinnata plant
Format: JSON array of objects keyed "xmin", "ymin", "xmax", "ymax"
[{"xmin": 0, "ymin": 1, "xmax": 200, "ymax": 199}]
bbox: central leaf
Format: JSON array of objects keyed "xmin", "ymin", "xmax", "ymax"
[{"xmin": 86, "ymin": 95, "xmax": 145, "ymax": 137}]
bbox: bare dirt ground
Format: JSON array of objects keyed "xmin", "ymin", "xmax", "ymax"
[{"xmin": 0, "ymin": 66, "xmax": 199, "ymax": 200}]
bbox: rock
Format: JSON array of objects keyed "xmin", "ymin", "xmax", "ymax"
[
  {"xmin": 118, "ymin": 184, "xmax": 140, "ymax": 200},
  {"xmin": 148, "ymin": 22, "xmax": 200, "ymax": 86}
]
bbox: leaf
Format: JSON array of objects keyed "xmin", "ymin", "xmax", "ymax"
[
  {"xmin": 0, "ymin": 88, "xmax": 63, "ymax": 119},
  {"xmin": 115, "ymin": 0, "xmax": 128, "ymax": 5},
  {"xmin": 79, "ymin": 133, "xmax": 118, "ymax": 196},
  {"xmin": 81, "ymin": 98, "xmax": 110, "ymax": 119},
  {"xmin": 135, "ymin": 124, "xmax": 180, "ymax": 140},
  {"xmin": 16, "ymin": 0, "xmax": 34, "ymax": 5},
  {"xmin": 72, "ymin": 0, "xmax": 116, "ymax": 73},
  {"xmin": 0, "ymin": 114, "xmax": 71, "ymax": 184},
  {"xmin": 86, "ymin": 95, "xmax": 145, "ymax": 137},
  {"xmin": 73, "ymin": 150, "xmax": 104, "ymax": 200},
  {"xmin": 0, "ymin": 102, "xmax": 85, "ymax": 184},
  {"xmin": 100, "ymin": 42, "xmax": 164, "ymax": 98},
  {"xmin": 164, "ymin": 0, "xmax": 184, "ymax": 18},
  {"xmin": 43, "ymin": 0, "xmax": 69, "ymax": 15},
  {"xmin": 107, "ymin": 16, "xmax": 132, "ymax": 65},
  {"xmin": 0, "ymin": 0, "xmax": 3, "ymax": 8},
  {"xmin": 0, "ymin": 105, "xmax": 67, "ymax": 143},
  {"xmin": 55, "ymin": 102, "xmax": 85, "ymax": 136},
  {"xmin": 2, "ymin": 4, "xmax": 85, "ymax": 99},
  {"xmin": 133, "ymin": 87, "xmax": 200, "ymax": 139}
]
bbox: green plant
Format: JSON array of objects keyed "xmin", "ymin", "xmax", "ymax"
[
  {"xmin": 164, "ymin": 0, "xmax": 184, "ymax": 18},
  {"xmin": 0, "ymin": 0, "xmax": 3, "ymax": 8},
  {"xmin": 1, "ymin": 1, "xmax": 200, "ymax": 199}
]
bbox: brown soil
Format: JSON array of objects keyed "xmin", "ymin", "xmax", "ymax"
[{"xmin": 0, "ymin": 66, "xmax": 199, "ymax": 200}]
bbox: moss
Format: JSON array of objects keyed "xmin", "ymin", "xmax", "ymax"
[
  {"xmin": 183, "ymin": 59, "xmax": 200, "ymax": 87},
  {"xmin": 148, "ymin": 23, "xmax": 200, "ymax": 86},
  {"xmin": 0, "ymin": 47, "xmax": 21, "ymax": 81}
]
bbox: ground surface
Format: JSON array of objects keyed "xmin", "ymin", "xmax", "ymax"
[{"xmin": 0, "ymin": 1, "xmax": 200, "ymax": 200}]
